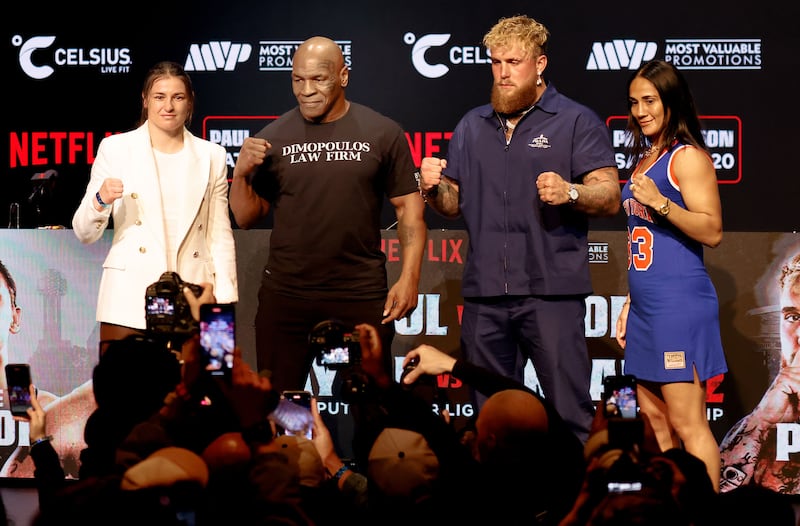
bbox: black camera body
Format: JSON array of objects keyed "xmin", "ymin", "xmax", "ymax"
[
  {"xmin": 145, "ymin": 271, "xmax": 204, "ymax": 337},
  {"xmin": 309, "ymin": 319, "xmax": 361, "ymax": 370},
  {"xmin": 309, "ymin": 319, "xmax": 371, "ymax": 403}
]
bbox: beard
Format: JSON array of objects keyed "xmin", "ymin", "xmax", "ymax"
[{"xmin": 491, "ymin": 77, "xmax": 539, "ymax": 115}]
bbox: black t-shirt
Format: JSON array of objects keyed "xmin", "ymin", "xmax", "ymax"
[{"xmin": 252, "ymin": 103, "xmax": 417, "ymax": 300}]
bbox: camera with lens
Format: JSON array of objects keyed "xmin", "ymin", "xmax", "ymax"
[
  {"xmin": 145, "ymin": 271, "xmax": 204, "ymax": 338},
  {"xmin": 309, "ymin": 319, "xmax": 361, "ymax": 370},
  {"xmin": 309, "ymin": 320, "xmax": 370, "ymax": 403}
]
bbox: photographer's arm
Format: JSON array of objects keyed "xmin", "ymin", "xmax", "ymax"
[
  {"xmin": 183, "ymin": 282, "xmax": 217, "ymax": 321},
  {"xmin": 25, "ymin": 384, "xmax": 66, "ymax": 511},
  {"xmin": 309, "ymin": 397, "xmax": 368, "ymax": 509},
  {"xmin": 356, "ymin": 323, "xmax": 392, "ymax": 389},
  {"xmin": 402, "ymin": 344, "xmax": 527, "ymax": 397}
]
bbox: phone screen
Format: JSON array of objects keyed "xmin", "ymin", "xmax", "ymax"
[
  {"xmin": 603, "ymin": 375, "xmax": 639, "ymax": 419},
  {"xmin": 271, "ymin": 391, "xmax": 313, "ymax": 440},
  {"xmin": 607, "ymin": 481, "xmax": 643, "ymax": 493},
  {"xmin": 5, "ymin": 364, "xmax": 33, "ymax": 418},
  {"xmin": 199, "ymin": 303, "xmax": 235, "ymax": 378}
]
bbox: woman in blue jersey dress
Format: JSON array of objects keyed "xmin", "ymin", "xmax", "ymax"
[{"xmin": 615, "ymin": 60, "xmax": 727, "ymax": 492}]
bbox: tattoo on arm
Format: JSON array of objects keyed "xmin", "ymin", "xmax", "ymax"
[
  {"xmin": 429, "ymin": 177, "xmax": 460, "ymax": 218},
  {"xmin": 575, "ymin": 167, "xmax": 620, "ymax": 216}
]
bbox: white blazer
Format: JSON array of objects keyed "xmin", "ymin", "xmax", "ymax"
[{"xmin": 72, "ymin": 123, "xmax": 238, "ymax": 330}]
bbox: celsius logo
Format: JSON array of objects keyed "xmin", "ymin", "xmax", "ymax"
[
  {"xmin": 404, "ymin": 32, "xmax": 490, "ymax": 79},
  {"xmin": 12, "ymin": 34, "xmax": 132, "ymax": 79},
  {"xmin": 586, "ymin": 40, "xmax": 657, "ymax": 71},
  {"xmin": 15, "ymin": 35, "xmax": 56, "ymax": 79},
  {"xmin": 184, "ymin": 42, "xmax": 252, "ymax": 72}
]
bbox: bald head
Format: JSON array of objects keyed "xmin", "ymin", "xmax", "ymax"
[
  {"xmin": 292, "ymin": 36, "xmax": 349, "ymax": 123},
  {"xmin": 479, "ymin": 389, "xmax": 549, "ymax": 434},
  {"xmin": 295, "ymin": 36, "xmax": 345, "ymax": 66},
  {"xmin": 475, "ymin": 389, "xmax": 549, "ymax": 462}
]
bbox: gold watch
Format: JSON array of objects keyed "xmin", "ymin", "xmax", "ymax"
[{"xmin": 657, "ymin": 198, "xmax": 670, "ymax": 217}]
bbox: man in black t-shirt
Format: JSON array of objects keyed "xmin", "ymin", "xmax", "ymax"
[{"xmin": 230, "ymin": 36, "xmax": 427, "ymax": 394}]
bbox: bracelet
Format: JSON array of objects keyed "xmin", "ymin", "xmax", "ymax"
[
  {"xmin": 421, "ymin": 185, "xmax": 438, "ymax": 203},
  {"xmin": 331, "ymin": 464, "xmax": 350, "ymax": 481},
  {"xmin": 31, "ymin": 435, "xmax": 53, "ymax": 448},
  {"xmin": 414, "ymin": 171, "xmax": 438, "ymax": 204},
  {"xmin": 95, "ymin": 191, "xmax": 110, "ymax": 208}
]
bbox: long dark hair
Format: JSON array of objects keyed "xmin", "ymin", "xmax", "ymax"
[
  {"xmin": 0, "ymin": 260, "xmax": 17, "ymax": 309},
  {"xmin": 625, "ymin": 60, "xmax": 706, "ymax": 164},
  {"xmin": 138, "ymin": 61, "xmax": 195, "ymax": 127}
]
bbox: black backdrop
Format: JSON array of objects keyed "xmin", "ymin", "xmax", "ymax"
[{"xmin": 4, "ymin": 0, "xmax": 799, "ymax": 232}]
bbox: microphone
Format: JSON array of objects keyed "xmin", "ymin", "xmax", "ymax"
[
  {"xmin": 28, "ymin": 169, "xmax": 59, "ymax": 202},
  {"xmin": 31, "ymin": 169, "xmax": 58, "ymax": 182}
]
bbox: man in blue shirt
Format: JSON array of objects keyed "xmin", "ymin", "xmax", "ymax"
[{"xmin": 418, "ymin": 15, "xmax": 620, "ymax": 443}]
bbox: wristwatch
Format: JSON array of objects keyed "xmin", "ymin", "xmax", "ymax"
[
  {"xmin": 657, "ymin": 198, "xmax": 671, "ymax": 217},
  {"xmin": 567, "ymin": 184, "xmax": 579, "ymax": 204}
]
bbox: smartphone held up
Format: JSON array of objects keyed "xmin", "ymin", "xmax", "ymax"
[
  {"xmin": 5, "ymin": 363, "xmax": 33, "ymax": 418},
  {"xmin": 199, "ymin": 303, "xmax": 236, "ymax": 380},
  {"xmin": 602, "ymin": 374, "xmax": 639, "ymax": 420},
  {"xmin": 270, "ymin": 390, "xmax": 314, "ymax": 440},
  {"xmin": 602, "ymin": 374, "xmax": 644, "ymax": 449}
]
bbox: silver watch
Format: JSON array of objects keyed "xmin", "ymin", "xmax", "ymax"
[{"xmin": 568, "ymin": 184, "xmax": 579, "ymax": 204}]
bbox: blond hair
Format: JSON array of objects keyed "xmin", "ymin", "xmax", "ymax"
[
  {"xmin": 780, "ymin": 253, "xmax": 800, "ymax": 290},
  {"xmin": 482, "ymin": 15, "xmax": 549, "ymax": 59}
]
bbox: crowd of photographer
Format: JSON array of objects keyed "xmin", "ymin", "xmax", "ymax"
[{"xmin": 10, "ymin": 278, "xmax": 798, "ymax": 525}]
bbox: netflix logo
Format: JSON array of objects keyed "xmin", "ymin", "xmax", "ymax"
[
  {"xmin": 405, "ymin": 131, "xmax": 453, "ymax": 167},
  {"xmin": 382, "ymin": 238, "xmax": 464, "ymax": 264},
  {"xmin": 8, "ymin": 130, "xmax": 119, "ymax": 169}
]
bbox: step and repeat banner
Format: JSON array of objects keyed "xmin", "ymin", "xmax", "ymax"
[
  {"xmin": 3, "ymin": 0, "xmax": 800, "ymax": 494},
  {"xmin": 0, "ymin": 230, "xmax": 799, "ymax": 489},
  {"xmin": 3, "ymin": 1, "xmax": 798, "ymax": 232}
]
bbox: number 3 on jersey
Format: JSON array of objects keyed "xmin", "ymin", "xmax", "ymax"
[{"xmin": 627, "ymin": 226, "xmax": 654, "ymax": 271}]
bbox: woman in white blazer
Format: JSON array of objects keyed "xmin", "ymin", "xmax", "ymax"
[{"xmin": 72, "ymin": 61, "xmax": 237, "ymax": 344}]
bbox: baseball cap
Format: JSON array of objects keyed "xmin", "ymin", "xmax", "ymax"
[
  {"xmin": 367, "ymin": 427, "xmax": 440, "ymax": 502},
  {"xmin": 273, "ymin": 434, "xmax": 326, "ymax": 487},
  {"xmin": 120, "ymin": 446, "xmax": 209, "ymax": 490}
]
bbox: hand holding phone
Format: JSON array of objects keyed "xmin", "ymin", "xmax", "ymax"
[
  {"xmin": 199, "ymin": 303, "xmax": 236, "ymax": 380},
  {"xmin": 5, "ymin": 364, "xmax": 33, "ymax": 418},
  {"xmin": 270, "ymin": 390, "xmax": 314, "ymax": 440}
]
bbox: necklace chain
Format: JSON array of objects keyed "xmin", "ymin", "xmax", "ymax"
[
  {"xmin": 503, "ymin": 103, "xmax": 537, "ymax": 132},
  {"xmin": 645, "ymin": 143, "xmax": 661, "ymax": 157}
]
